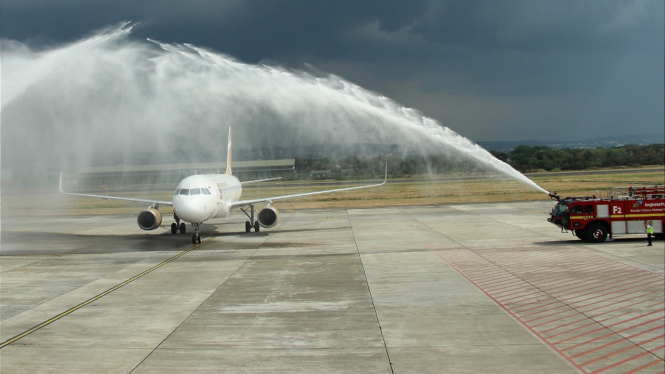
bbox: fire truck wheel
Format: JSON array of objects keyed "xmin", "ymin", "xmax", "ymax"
[{"xmin": 585, "ymin": 223, "xmax": 608, "ymax": 243}]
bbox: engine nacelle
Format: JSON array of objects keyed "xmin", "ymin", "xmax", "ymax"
[
  {"xmin": 257, "ymin": 206, "xmax": 279, "ymax": 228},
  {"xmin": 137, "ymin": 208, "xmax": 162, "ymax": 230}
]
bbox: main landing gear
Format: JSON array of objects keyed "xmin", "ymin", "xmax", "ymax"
[
  {"xmin": 245, "ymin": 220, "xmax": 260, "ymax": 233},
  {"xmin": 241, "ymin": 205, "xmax": 260, "ymax": 233},
  {"xmin": 192, "ymin": 222, "xmax": 202, "ymax": 244},
  {"xmin": 170, "ymin": 213, "xmax": 187, "ymax": 235}
]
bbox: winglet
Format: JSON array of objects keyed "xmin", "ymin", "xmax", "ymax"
[
  {"xmin": 59, "ymin": 171, "xmax": 65, "ymax": 193},
  {"xmin": 225, "ymin": 126, "xmax": 232, "ymax": 175},
  {"xmin": 383, "ymin": 162, "xmax": 388, "ymax": 183}
]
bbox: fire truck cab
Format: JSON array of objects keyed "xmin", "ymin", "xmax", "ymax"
[{"xmin": 548, "ymin": 186, "xmax": 665, "ymax": 242}]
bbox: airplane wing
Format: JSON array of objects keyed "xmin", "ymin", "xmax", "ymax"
[
  {"xmin": 241, "ymin": 177, "xmax": 282, "ymax": 185},
  {"xmin": 230, "ymin": 165, "xmax": 387, "ymax": 209},
  {"xmin": 59, "ymin": 172, "xmax": 173, "ymax": 207}
]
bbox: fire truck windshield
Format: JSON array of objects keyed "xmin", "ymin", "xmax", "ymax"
[{"xmin": 553, "ymin": 203, "xmax": 568, "ymax": 216}]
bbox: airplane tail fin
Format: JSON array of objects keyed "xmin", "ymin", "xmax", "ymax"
[{"xmin": 225, "ymin": 126, "xmax": 232, "ymax": 175}]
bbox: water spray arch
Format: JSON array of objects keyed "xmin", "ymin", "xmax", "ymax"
[{"xmin": 2, "ymin": 22, "xmax": 548, "ymax": 194}]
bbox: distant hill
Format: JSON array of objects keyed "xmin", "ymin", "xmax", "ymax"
[{"xmin": 477, "ymin": 133, "xmax": 664, "ymax": 152}]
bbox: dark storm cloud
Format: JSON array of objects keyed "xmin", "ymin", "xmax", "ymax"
[
  {"xmin": 1, "ymin": 0, "xmax": 663, "ymax": 141},
  {"xmin": 7, "ymin": 1, "xmax": 655, "ymax": 58},
  {"xmin": 1, "ymin": 0, "xmax": 425, "ymax": 60},
  {"xmin": 411, "ymin": 1, "xmax": 661, "ymax": 52}
]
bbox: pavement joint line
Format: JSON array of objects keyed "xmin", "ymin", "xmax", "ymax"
[
  {"xmin": 422, "ymin": 242, "xmax": 665, "ymax": 372},
  {"xmin": 0, "ymin": 235, "xmax": 217, "ymax": 350},
  {"xmin": 289, "ymin": 216, "xmax": 342, "ymax": 228},
  {"xmin": 346, "ymin": 210, "xmax": 394, "ymax": 374},
  {"xmin": 395, "ymin": 206, "xmax": 601, "ymax": 373},
  {"xmin": 127, "ymin": 211, "xmax": 296, "ymax": 373},
  {"xmin": 428, "ymin": 247, "xmax": 594, "ymax": 374}
]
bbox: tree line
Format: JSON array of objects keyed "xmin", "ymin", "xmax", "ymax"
[
  {"xmin": 294, "ymin": 143, "xmax": 664, "ymax": 178},
  {"xmin": 490, "ymin": 144, "xmax": 664, "ymax": 172}
]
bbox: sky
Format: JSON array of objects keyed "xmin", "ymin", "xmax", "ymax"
[{"xmin": 1, "ymin": 0, "xmax": 663, "ymax": 142}]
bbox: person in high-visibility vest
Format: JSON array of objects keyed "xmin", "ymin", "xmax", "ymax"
[{"xmin": 645, "ymin": 220, "xmax": 653, "ymax": 246}]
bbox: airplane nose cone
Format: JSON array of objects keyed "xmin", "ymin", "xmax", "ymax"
[{"xmin": 174, "ymin": 197, "xmax": 207, "ymax": 223}]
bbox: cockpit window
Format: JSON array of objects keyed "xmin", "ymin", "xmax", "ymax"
[{"xmin": 176, "ymin": 187, "xmax": 210, "ymax": 196}]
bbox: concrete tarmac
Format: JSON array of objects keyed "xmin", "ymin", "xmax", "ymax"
[{"xmin": 1, "ymin": 202, "xmax": 663, "ymax": 373}]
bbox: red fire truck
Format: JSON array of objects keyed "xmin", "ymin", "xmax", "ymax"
[{"xmin": 548, "ymin": 186, "xmax": 665, "ymax": 242}]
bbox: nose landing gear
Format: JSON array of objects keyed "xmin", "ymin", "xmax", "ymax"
[{"xmin": 192, "ymin": 222, "xmax": 202, "ymax": 244}]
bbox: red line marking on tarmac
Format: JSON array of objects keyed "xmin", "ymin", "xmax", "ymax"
[
  {"xmin": 526, "ymin": 308, "xmax": 579, "ymax": 324},
  {"xmin": 492, "ymin": 247, "xmax": 664, "ymax": 278},
  {"xmin": 541, "ymin": 271, "xmax": 655, "ymax": 296},
  {"xmin": 581, "ymin": 343, "xmax": 663, "ymax": 368},
  {"xmin": 495, "ymin": 288, "xmax": 545, "ymax": 302},
  {"xmin": 559, "ymin": 323, "xmax": 665, "ymax": 352},
  {"xmin": 483, "ymin": 252, "xmax": 563, "ymax": 267},
  {"xmin": 477, "ymin": 277, "xmax": 524, "ymax": 290},
  {"xmin": 527, "ymin": 268, "xmax": 620, "ymax": 288},
  {"xmin": 514, "ymin": 299, "xmax": 563, "ymax": 315},
  {"xmin": 573, "ymin": 334, "xmax": 665, "ymax": 361},
  {"xmin": 523, "ymin": 263, "xmax": 630, "ymax": 288},
  {"xmin": 586, "ymin": 299, "xmax": 665, "ymax": 321},
  {"xmin": 427, "ymin": 245, "xmax": 665, "ymax": 374},
  {"xmin": 540, "ymin": 316, "xmax": 591, "ymax": 334},
  {"xmin": 546, "ymin": 321, "xmax": 600, "ymax": 340},
  {"xmin": 544, "ymin": 308, "xmax": 665, "ymax": 341},
  {"xmin": 427, "ymin": 248, "xmax": 590, "ymax": 374},
  {"xmin": 623, "ymin": 360, "xmax": 664, "ymax": 374},
  {"xmin": 483, "ymin": 252, "xmax": 574, "ymax": 268},
  {"xmin": 574, "ymin": 287, "xmax": 665, "ymax": 312},
  {"xmin": 520, "ymin": 303, "xmax": 569, "ymax": 318},
  {"xmin": 528, "ymin": 286, "xmax": 663, "ymax": 329},
  {"xmin": 539, "ymin": 300, "xmax": 665, "ymax": 336},
  {"xmin": 465, "ymin": 270, "xmax": 512, "ymax": 283},
  {"xmin": 524, "ymin": 280, "xmax": 665, "ymax": 320},
  {"xmin": 540, "ymin": 316, "xmax": 593, "ymax": 334},
  {"xmin": 536, "ymin": 278, "xmax": 664, "ymax": 307},
  {"xmin": 483, "ymin": 282, "xmax": 532, "ymax": 295},
  {"xmin": 590, "ymin": 349, "xmax": 659, "ymax": 374},
  {"xmin": 553, "ymin": 315, "xmax": 663, "ymax": 346},
  {"xmin": 550, "ymin": 308, "xmax": 664, "ymax": 340},
  {"xmin": 513, "ymin": 294, "xmax": 573, "ymax": 311}
]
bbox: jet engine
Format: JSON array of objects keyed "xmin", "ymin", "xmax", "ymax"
[
  {"xmin": 257, "ymin": 206, "xmax": 279, "ymax": 228},
  {"xmin": 137, "ymin": 208, "xmax": 162, "ymax": 230}
]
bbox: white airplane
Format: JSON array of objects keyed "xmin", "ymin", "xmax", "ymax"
[{"xmin": 60, "ymin": 127, "xmax": 387, "ymax": 244}]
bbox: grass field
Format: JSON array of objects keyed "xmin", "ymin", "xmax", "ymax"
[{"xmin": 2, "ymin": 167, "xmax": 663, "ymax": 216}]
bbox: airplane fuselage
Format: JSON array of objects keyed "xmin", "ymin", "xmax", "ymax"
[{"xmin": 172, "ymin": 174, "xmax": 242, "ymax": 224}]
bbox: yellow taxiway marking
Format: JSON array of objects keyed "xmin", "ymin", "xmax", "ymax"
[{"xmin": 0, "ymin": 236, "xmax": 216, "ymax": 349}]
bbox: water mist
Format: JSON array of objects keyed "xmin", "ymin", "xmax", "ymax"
[{"xmin": 1, "ymin": 22, "xmax": 548, "ymax": 194}]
